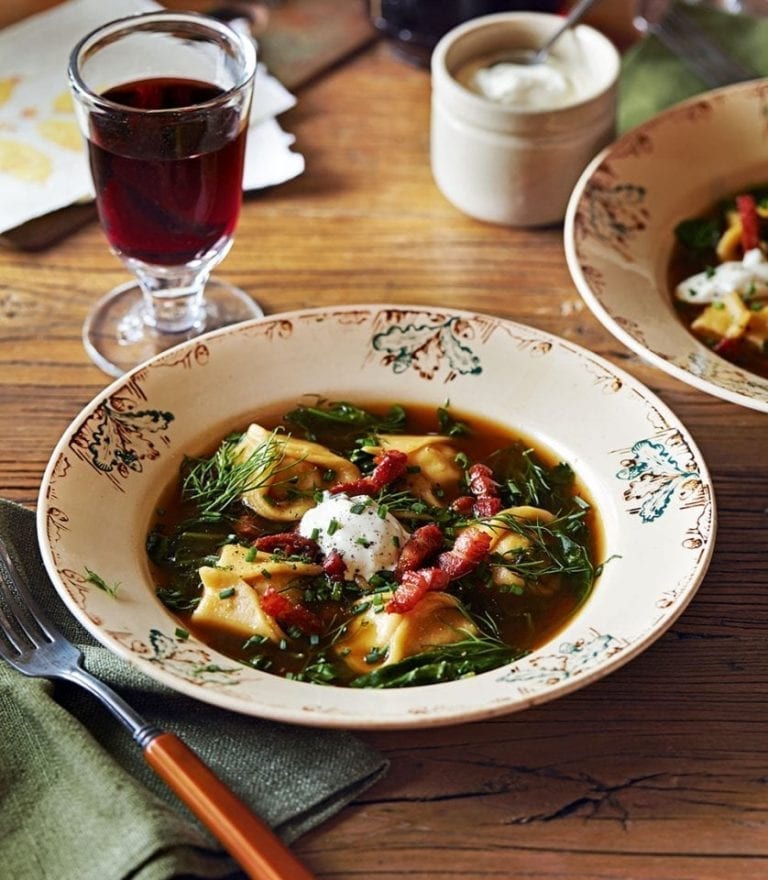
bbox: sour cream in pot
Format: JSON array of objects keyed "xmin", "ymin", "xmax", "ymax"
[
  {"xmin": 455, "ymin": 52, "xmax": 584, "ymax": 110},
  {"xmin": 298, "ymin": 492, "xmax": 410, "ymax": 582}
]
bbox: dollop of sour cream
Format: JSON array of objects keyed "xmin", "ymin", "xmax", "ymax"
[
  {"xmin": 298, "ymin": 492, "xmax": 409, "ymax": 582},
  {"xmin": 675, "ymin": 247, "xmax": 768, "ymax": 304},
  {"xmin": 456, "ymin": 53, "xmax": 581, "ymax": 110}
]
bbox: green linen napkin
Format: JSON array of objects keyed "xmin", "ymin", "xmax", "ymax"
[
  {"xmin": 0, "ymin": 498, "xmax": 388, "ymax": 880},
  {"xmin": 619, "ymin": 2, "xmax": 768, "ymax": 133}
]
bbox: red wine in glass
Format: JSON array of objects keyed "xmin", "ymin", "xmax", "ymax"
[{"xmin": 88, "ymin": 77, "xmax": 247, "ymax": 267}]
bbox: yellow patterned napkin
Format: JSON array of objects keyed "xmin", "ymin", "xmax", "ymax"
[{"xmin": 0, "ymin": 0, "xmax": 304, "ymax": 234}]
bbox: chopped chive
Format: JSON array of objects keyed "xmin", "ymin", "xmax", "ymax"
[
  {"xmin": 245, "ymin": 546, "xmax": 258, "ymax": 562},
  {"xmin": 218, "ymin": 587, "xmax": 236, "ymax": 599},
  {"xmin": 175, "ymin": 626, "xmax": 190, "ymax": 640}
]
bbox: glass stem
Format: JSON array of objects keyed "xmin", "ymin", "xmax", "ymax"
[{"xmin": 132, "ymin": 264, "xmax": 210, "ymax": 334}]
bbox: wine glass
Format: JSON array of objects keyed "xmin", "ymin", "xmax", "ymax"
[{"xmin": 68, "ymin": 11, "xmax": 262, "ymax": 377}]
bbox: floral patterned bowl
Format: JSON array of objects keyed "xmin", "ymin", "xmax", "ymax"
[
  {"xmin": 37, "ymin": 305, "xmax": 715, "ymax": 729},
  {"xmin": 565, "ymin": 80, "xmax": 768, "ymax": 412}
]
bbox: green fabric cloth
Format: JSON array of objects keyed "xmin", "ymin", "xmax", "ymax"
[
  {"xmin": 619, "ymin": 2, "xmax": 768, "ymax": 133},
  {"xmin": 0, "ymin": 499, "xmax": 388, "ymax": 880}
]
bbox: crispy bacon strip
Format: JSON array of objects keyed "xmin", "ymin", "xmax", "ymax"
[
  {"xmin": 322, "ymin": 549, "xmax": 347, "ymax": 581},
  {"xmin": 437, "ymin": 527, "xmax": 491, "ymax": 579},
  {"xmin": 386, "ymin": 567, "xmax": 450, "ymax": 614},
  {"xmin": 449, "ymin": 495, "xmax": 475, "ymax": 515},
  {"xmin": 330, "ymin": 449, "xmax": 408, "ymax": 497},
  {"xmin": 737, "ymin": 193, "xmax": 760, "ymax": 252},
  {"xmin": 468, "ymin": 463, "xmax": 503, "ymax": 517},
  {"xmin": 394, "ymin": 523, "xmax": 444, "ymax": 580},
  {"xmin": 252, "ymin": 532, "xmax": 320, "ymax": 560},
  {"xmin": 259, "ymin": 587, "xmax": 323, "ymax": 634}
]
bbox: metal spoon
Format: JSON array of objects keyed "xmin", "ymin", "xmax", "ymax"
[{"xmin": 499, "ymin": 0, "xmax": 601, "ymax": 66}]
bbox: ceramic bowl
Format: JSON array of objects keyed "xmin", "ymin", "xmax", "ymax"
[
  {"xmin": 565, "ymin": 79, "xmax": 768, "ymax": 412},
  {"xmin": 38, "ymin": 305, "xmax": 715, "ymax": 729}
]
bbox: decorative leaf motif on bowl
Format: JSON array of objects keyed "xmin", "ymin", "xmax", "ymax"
[
  {"xmin": 615, "ymin": 432, "xmax": 703, "ymax": 523},
  {"xmin": 145, "ymin": 629, "xmax": 243, "ymax": 686},
  {"xmin": 576, "ymin": 169, "xmax": 648, "ymax": 261},
  {"xmin": 497, "ymin": 630, "xmax": 626, "ymax": 691},
  {"xmin": 372, "ymin": 315, "xmax": 482, "ymax": 382},
  {"xmin": 70, "ymin": 402, "xmax": 175, "ymax": 490}
]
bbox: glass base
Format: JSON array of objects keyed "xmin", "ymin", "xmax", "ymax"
[{"xmin": 83, "ymin": 278, "xmax": 263, "ymax": 377}]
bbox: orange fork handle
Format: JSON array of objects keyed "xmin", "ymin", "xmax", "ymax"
[{"xmin": 144, "ymin": 732, "xmax": 316, "ymax": 880}]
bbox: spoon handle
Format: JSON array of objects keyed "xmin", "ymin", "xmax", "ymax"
[{"xmin": 538, "ymin": 0, "xmax": 601, "ymax": 58}]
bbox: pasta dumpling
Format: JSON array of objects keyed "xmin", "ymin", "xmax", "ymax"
[
  {"xmin": 335, "ymin": 592, "xmax": 477, "ymax": 674},
  {"xmin": 363, "ymin": 434, "xmax": 462, "ymax": 506},
  {"xmin": 192, "ymin": 568, "xmax": 286, "ymax": 643},
  {"xmin": 236, "ymin": 424, "xmax": 361, "ymax": 521},
  {"xmin": 475, "ymin": 505, "xmax": 556, "ymax": 589}
]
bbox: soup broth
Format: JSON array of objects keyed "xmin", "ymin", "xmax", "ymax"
[{"xmin": 147, "ymin": 399, "xmax": 603, "ymax": 688}]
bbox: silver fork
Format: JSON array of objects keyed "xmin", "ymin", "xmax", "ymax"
[
  {"xmin": 0, "ymin": 538, "xmax": 315, "ymax": 880},
  {"xmin": 634, "ymin": 0, "xmax": 757, "ymax": 87}
]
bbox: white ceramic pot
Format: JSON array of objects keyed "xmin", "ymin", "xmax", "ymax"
[{"xmin": 430, "ymin": 12, "xmax": 620, "ymax": 227}]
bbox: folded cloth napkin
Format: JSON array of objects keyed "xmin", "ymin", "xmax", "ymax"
[
  {"xmin": 0, "ymin": 499, "xmax": 388, "ymax": 880},
  {"xmin": 619, "ymin": 2, "xmax": 768, "ymax": 133}
]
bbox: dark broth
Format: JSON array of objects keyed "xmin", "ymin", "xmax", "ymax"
[{"xmin": 147, "ymin": 400, "xmax": 603, "ymax": 687}]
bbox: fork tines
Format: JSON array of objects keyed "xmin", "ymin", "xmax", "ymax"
[
  {"xmin": 0, "ymin": 545, "xmax": 54, "ymax": 659},
  {"xmin": 641, "ymin": 4, "xmax": 756, "ymax": 88}
]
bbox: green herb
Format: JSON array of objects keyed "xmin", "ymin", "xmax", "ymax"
[
  {"xmin": 350, "ymin": 634, "xmax": 524, "ymax": 688},
  {"xmin": 284, "ymin": 399, "xmax": 407, "ymax": 443},
  {"xmin": 364, "ymin": 645, "xmax": 388, "ymax": 664},
  {"xmin": 175, "ymin": 626, "xmax": 190, "ymax": 640},
  {"xmin": 327, "ymin": 518, "xmax": 340, "ymax": 535},
  {"xmin": 182, "ymin": 430, "xmax": 288, "ymax": 521},
  {"xmin": 218, "ymin": 587, "xmax": 236, "ymax": 599},
  {"xmin": 84, "ymin": 567, "xmax": 120, "ymax": 597},
  {"xmin": 436, "ymin": 403, "xmax": 472, "ymax": 437},
  {"xmin": 485, "ymin": 508, "xmax": 594, "ymax": 590},
  {"xmin": 156, "ymin": 587, "xmax": 201, "ymax": 611},
  {"xmin": 674, "ymin": 217, "xmax": 720, "ymax": 253},
  {"xmin": 489, "ymin": 442, "xmax": 574, "ymax": 511}
]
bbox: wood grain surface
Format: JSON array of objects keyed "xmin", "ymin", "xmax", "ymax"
[{"xmin": 2, "ymin": 5, "xmax": 768, "ymax": 879}]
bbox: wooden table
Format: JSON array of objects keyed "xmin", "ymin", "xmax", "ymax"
[{"xmin": 2, "ymin": 9, "xmax": 768, "ymax": 880}]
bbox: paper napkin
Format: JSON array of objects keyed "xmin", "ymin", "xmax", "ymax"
[{"xmin": 0, "ymin": 0, "xmax": 305, "ymax": 235}]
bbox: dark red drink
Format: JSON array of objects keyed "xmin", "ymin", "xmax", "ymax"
[{"xmin": 88, "ymin": 78, "xmax": 247, "ymax": 266}]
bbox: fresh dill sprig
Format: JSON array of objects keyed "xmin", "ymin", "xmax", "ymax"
[
  {"xmin": 483, "ymin": 509, "xmax": 594, "ymax": 584},
  {"xmin": 181, "ymin": 430, "xmax": 286, "ymax": 521},
  {"xmin": 84, "ymin": 567, "xmax": 120, "ymax": 597}
]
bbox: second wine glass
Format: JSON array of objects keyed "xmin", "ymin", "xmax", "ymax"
[{"xmin": 68, "ymin": 11, "xmax": 262, "ymax": 377}]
